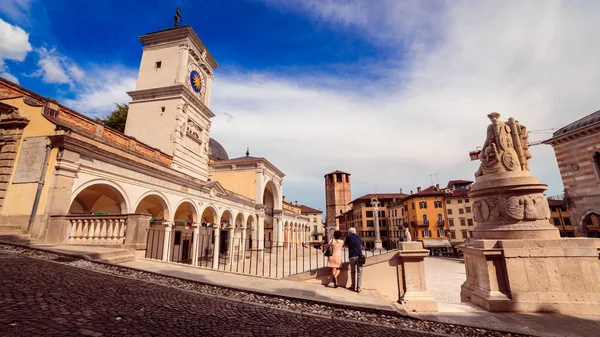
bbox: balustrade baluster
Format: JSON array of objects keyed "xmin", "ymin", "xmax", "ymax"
[
  {"xmin": 119, "ymin": 219, "xmax": 126, "ymax": 239},
  {"xmin": 100, "ymin": 219, "xmax": 109, "ymax": 241},
  {"xmin": 82, "ymin": 220, "xmax": 90, "ymax": 240},
  {"xmin": 69, "ymin": 220, "xmax": 77, "ymax": 239}
]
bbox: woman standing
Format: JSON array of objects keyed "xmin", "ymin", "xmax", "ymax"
[{"xmin": 324, "ymin": 230, "xmax": 344, "ymax": 288}]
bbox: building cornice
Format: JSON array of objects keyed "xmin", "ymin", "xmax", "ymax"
[
  {"xmin": 139, "ymin": 26, "xmax": 218, "ymax": 69},
  {"xmin": 49, "ymin": 131, "xmax": 257, "ymax": 208},
  {"xmin": 210, "ymin": 157, "xmax": 286, "ymax": 179},
  {"xmin": 127, "ymin": 84, "xmax": 215, "ymax": 118},
  {"xmin": 545, "ymin": 124, "xmax": 600, "ymax": 146}
]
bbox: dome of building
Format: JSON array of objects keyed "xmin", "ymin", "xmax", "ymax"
[{"xmin": 208, "ymin": 138, "xmax": 229, "ymax": 161}]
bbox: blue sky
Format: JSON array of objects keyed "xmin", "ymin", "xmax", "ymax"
[{"xmin": 2, "ymin": 0, "xmax": 600, "ymax": 214}]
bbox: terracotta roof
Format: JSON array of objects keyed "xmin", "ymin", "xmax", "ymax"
[
  {"xmin": 324, "ymin": 170, "xmax": 351, "ymax": 177},
  {"xmin": 446, "ymin": 180, "xmax": 473, "ymax": 188},
  {"xmin": 447, "ymin": 190, "xmax": 469, "ymax": 197},
  {"xmin": 350, "ymin": 193, "xmax": 409, "ymax": 205},
  {"xmin": 298, "ymin": 204, "xmax": 322, "ymax": 214},
  {"xmin": 548, "ymin": 199, "xmax": 566, "ymax": 207},
  {"xmin": 552, "ymin": 109, "xmax": 600, "ymax": 138},
  {"xmin": 405, "ymin": 186, "xmax": 445, "ymax": 199}
]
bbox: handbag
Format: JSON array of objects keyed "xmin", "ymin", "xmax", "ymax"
[
  {"xmin": 357, "ymin": 254, "xmax": 366, "ymax": 265},
  {"xmin": 323, "ymin": 240, "xmax": 333, "ymax": 257}
]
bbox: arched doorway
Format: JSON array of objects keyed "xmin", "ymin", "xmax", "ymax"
[
  {"xmin": 199, "ymin": 206, "xmax": 218, "ymax": 260},
  {"xmin": 219, "ymin": 210, "xmax": 234, "ymax": 253},
  {"xmin": 582, "ymin": 211, "xmax": 600, "ymax": 237},
  {"xmin": 69, "ymin": 183, "xmax": 128, "ymax": 214},
  {"xmin": 172, "ymin": 201, "xmax": 198, "ymax": 263},
  {"xmin": 246, "ymin": 214, "xmax": 255, "ymax": 249}
]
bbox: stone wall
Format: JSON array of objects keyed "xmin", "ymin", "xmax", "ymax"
[{"xmin": 550, "ymin": 127, "xmax": 600, "ymax": 234}]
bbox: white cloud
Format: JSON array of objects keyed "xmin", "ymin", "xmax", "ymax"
[
  {"xmin": 0, "ymin": 71, "xmax": 19, "ymax": 83},
  {"xmin": 62, "ymin": 66, "xmax": 137, "ymax": 115},
  {"xmin": 0, "ymin": 17, "xmax": 32, "ymax": 83},
  {"xmin": 209, "ymin": 0, "xmax": 600, "ymax": 210},
  {"xmin": 0, "ymin": 0, "xmax": 32, "ymax": 26},
  {"xmin": 32, "ymin": 47, "xmax": 89, "ymax": 85}
]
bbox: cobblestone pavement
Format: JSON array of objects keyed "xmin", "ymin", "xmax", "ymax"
[
  {"xmin": 424, "ymin": 257, "xmax": 467, "ymax": 304},
  {"xmin": 0, "ymin": 253, "xmax": 439, "ymax": 337}
]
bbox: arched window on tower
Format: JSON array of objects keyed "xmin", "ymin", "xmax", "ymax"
[{"xmin": 593, "ymin": 151, "xmax": 600, "ymax": 180}]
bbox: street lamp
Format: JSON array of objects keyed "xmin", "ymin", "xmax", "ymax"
[{"xmin": 371, "ymin": 197, "xmax": 383, "ymax": 250}]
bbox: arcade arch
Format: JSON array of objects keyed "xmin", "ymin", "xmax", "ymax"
[
  {"xmin": 134, "ymin": 192, "xmax": 170, "ymax": 220},
  {"xmin": 174, "ymin": 200, "xmax": 198, "ymax": 224},
  {"xmin": 69, "ymin": 183, "xmax": 128, "ymax": 214}
]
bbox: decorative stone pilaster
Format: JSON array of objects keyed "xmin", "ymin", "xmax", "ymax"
[
  {"xmin": 257, "ymin": 213, "xmax": 265, "ymax": 250},
  {"xmin": 0, "ymin": 102, "xmax": 29, "ymax": 213},
  {"xmin": 227, "ymin": 226, "xmax": 235, "ymax": 264},
  {"xmin": 212, "ymin": 227, "xmax": 221, "ymax": 269},
  {"xmin": 397, "ymin": 242, "xmax": 438, "ymax": 312},
  {"xmin": 191, "ymin": 224, "xmax": 200, "ymax": 266},
  {"xmin": 162, "ymin": 222, "xmax": 174, "ymax": 262}
]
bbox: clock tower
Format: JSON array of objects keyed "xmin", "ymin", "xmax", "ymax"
[{"xmin": 124, "ymin": 25, "xmax": 218, "ymax": 182}]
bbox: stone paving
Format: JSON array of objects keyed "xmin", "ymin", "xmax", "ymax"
[
  {"xmin": 0, "ymin": 252, "xmax": 439, "ymax": 337},
  {"xmin": 423, "ymin": 257, "xmax": 467, "ymax": 304}
]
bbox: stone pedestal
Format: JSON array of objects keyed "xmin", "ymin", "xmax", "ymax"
[
  {"xmin": 461, "ymin": 238, "xmax": 600, "ymax": 315},
  {"xmin": 123, "ymin": 213, "xmax": 152, "ymax": 250},
  {"xmin": 461, "ymin": 113, "xmax": 600, "ymax": 315},
  {"xmin": 397, "ymin": 242, "xmax": 438, "ymax": 312}
]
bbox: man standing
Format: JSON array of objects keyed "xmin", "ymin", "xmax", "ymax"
[{"xmin": 344, "ymin": 227, "xmax": 363, "ymax": 292}]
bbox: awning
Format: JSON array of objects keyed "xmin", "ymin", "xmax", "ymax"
[{"xmin": 422, "ymin": 239, "xmax": 452, "ymax": 248}]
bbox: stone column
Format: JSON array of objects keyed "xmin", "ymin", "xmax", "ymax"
[
  {"xmin": 123, "ymin": 213, "xmax": 152, "ymax": 250},
  {"xmin": 162, "ymin": 222, "xmax": 173, "ymax": 262},
  {"xmin": 397, "ymin": 242, "xmax": 438, "ymax": 312},
  {"xmin": 227, "ymin": 226, "xmax": 235, "ymax": 264},
  {"xmin": 257, "ymin": 214, "xmax": 265, "ymax": 250},
  {"xmin": 274, "ymin": 212, "xmax": 283, "ymax": 246},
  {"xmin": 372, "ymin": 198, "xmax": 383, "ymax": 249},
  {"xmin": 212, "ymin": 227, "xmax": 221, "ymax": 269},
  {"xmin": 191, "ymin": 224, "xmax": 200, "ymax": 266},
  {"xmin": 241, "ymin": 227, "xmax": 247, "ymax": 260}
]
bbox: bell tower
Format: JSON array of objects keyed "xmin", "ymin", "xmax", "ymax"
[
  {"xmin": 124, "ymin": 13, "xmax": 218, "ymax": 182},
  {"xmin": 324, "ymin": 170, "xmax": 352, "ymax": 230}
]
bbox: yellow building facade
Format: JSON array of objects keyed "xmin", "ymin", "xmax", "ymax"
[
  {"xmin": 548, "ymin": 198, "xmax": 577, "ymax": 237},
  {"xmin": 402, "ymin": 186, "xmax": 450, "ymax": 253}
]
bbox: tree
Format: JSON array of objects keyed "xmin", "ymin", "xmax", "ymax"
[{"xmin": 100, "ymin": 103, "xmax": 128, "ymax": 132}]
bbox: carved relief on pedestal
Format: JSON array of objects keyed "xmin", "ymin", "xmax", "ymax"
[
  {"xmin": 475, "ymin": 113, "xmax": 532, "ymax": 177},
  {"xmin": 473, "ymin": 193, "xmax": 551, "ymax": 223}
]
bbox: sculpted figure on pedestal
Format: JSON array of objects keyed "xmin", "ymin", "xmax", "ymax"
[
  {"xmin": 475, "ymin": 113, "xmax": 531, "ymax": 177},
  {"xmin": 403, "ymin": 227, "xmax": 412, "ymax": 242}
]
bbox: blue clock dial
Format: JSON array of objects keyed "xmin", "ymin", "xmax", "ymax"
[{"xmin": 190, "ymin": 70, "xmax": 202, "ymax": 93}]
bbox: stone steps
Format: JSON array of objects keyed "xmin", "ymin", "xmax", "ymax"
[
  {"xmin": 0, "ymin": 233, "xmax": 36, "ymax": 245},
  {"xmin": 0, "ymin": 224, "xmax": 25, "ymax": 234},
  {"xmin": 87, "ymin": 249, "xmax": 137, "ymax": 264}
]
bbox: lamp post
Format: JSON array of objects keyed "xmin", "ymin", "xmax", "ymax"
[{"xmin": 372, "ymin": 197, "xmax": 383, "ymax": 250}]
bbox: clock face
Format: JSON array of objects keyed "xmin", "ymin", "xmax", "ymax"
[{"xmin": 189, "ymin": 70, "xmax": 203, "ymax": 93}]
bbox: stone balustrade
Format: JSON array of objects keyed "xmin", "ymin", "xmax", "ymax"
[{"xmin": 66, "ymin": 214, "xmax": 128, "ymax": 245}]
